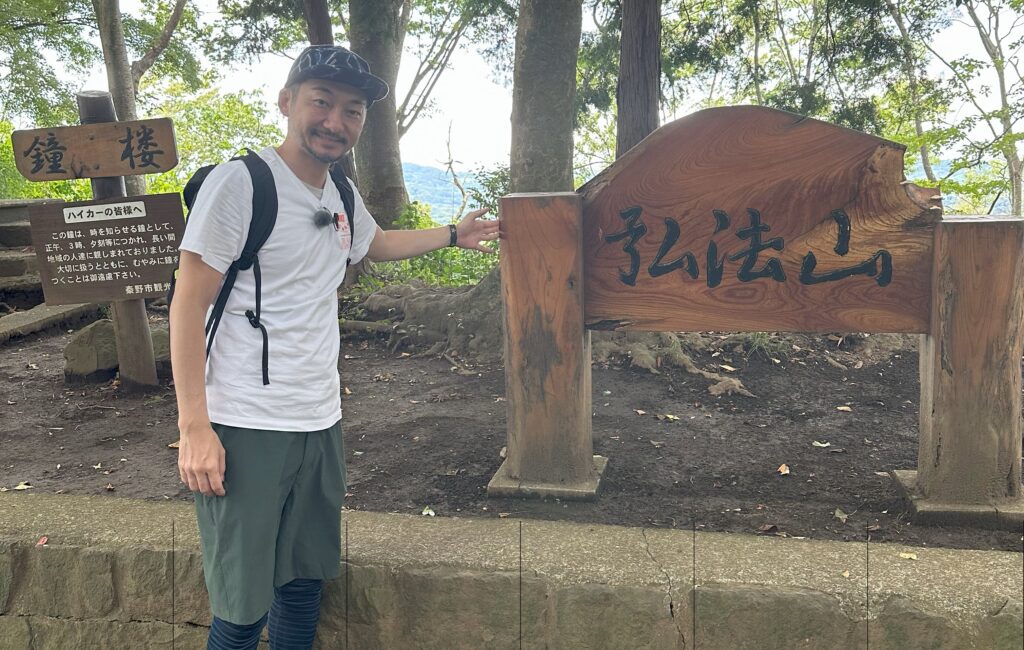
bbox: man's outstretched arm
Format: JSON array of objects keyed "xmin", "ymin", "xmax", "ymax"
[{"xmin": 367, "ymin": 207, "xmax": 499, "ymax": 262}]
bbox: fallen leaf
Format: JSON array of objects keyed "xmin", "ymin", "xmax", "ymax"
[
  {"xmin": 898, "ymin": 552, "xmax": 918, "ymax": 560},
  {"xmin": 867, "ymin": 524, "xmax": 881, "ymax": 532},
  {"xmin": 167, "ymin": 440, "xmax": 180, "ymax": 449},
  {"xmin": 26, "ymin": 363, "xmax": 38, "ymax": 370},
  {"xmin": 13, "ymin": 481, "xmax": 33, "ymax": 491},
  {"xmin": 812, "ymin": 440, "xmax": 831, "ymax": 448},
  {"xmin": 664, "ymin": 414, "xmax": 680, "ymax": 422},
  {"xmin": 399, "ymin": 352, "xmax": 411, "ymax": 357},
  {"xmin": 342, "ymin": 387, "xmax": 352, "ymax": 395},
  {"xmin": 498, "ymin": 512, "xmax": 511, "ymax": 518},
  {"xmin": 421, "ymin": 506, "xmax": 435, "ymax": 516},
  {"xmin": 634, "ymin": 409, "xmax": 646, "ymax": 416},
  {"xmin": 92, "ymin": 463, "xmax": 102, "ymax": 470},
  {"xmin": 834, "ymin": 508, "xmax": 849, "ymax": 524},
  {"xmin": 35, "ymin": 536, "xmax": 48, "ymax": 547},
  {"xmin": 352, "ymin": 451, "xmax": 364, "ymax": 456},
  {"xmin": 836, "ymin": 406, "xmax": 853, "ymax": 412},
  {"xmin": 409, "ymin": 399, "xmax": 421, "ymax": 404},
  {"xmin": 650, "ymin": 440, "xmax": 665, "ymax": 448},
  {"xmin": 105, "ymin": 483, "xmax": 114, "ymax": 491},
  {"xmin": 757, "ymin": 524, "xmax": 784, "ymax": 536},
  {"xmin": 841, "ymin": 570, "xmax": 850, "ymax": 578},
  {"xmin": 720, "ymin": 364, "xmax": 738, "ymax": 372},
  {"xmin": 499, "ymin": 446, "xmax": 507, "ymax": 459},
  {"xmin": 777, "ymin": 463, "xmax": 791, "ymax": 475}
]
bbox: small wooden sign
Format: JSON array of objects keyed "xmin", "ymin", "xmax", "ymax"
[
  {"xmin": 11, "ymin": 118, "xmax": 178, "ymax": 181},
  {"xmin": 579, "ymin": 106, "xmax": 941, "ymax": 334},
  {"xmin": 29, "ymin": 193, "xmax": 184, "ymax": 306}
]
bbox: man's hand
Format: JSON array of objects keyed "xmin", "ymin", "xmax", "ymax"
[
  {"xmin": 178, "ymin": 426, "xmax": 226, "ymax": 496},
  {"xmin": 455, "ymin": 208, "xmax": 499, "ymax": 252}
]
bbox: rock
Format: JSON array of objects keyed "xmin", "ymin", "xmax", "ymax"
[
  {"xmin": 64, "ymin": 319, "xmax": 118, "ymax": 383},
  {"xmin": 64, "ymin": 320, "xmax": 171, "ymax": 383}
]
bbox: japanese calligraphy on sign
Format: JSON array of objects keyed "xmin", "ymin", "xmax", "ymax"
[
  {"xmin": 580, "ymin": 106, "xmax": 940, "ymax": 334},
  {"xmin": 28, "ymin": 193, "xmax": 185, "ymax": 306},
  {"xmin": 11, "ymin": 119, "xmax": 177, "ymax": 181}
]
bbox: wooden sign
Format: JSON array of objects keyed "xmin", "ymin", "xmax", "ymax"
[
  {"xmin": 579, "ymin": 106, "xmax": 941, "ymax": 334},
  {"xmin": 11, "ymin": 118, "xmax": 177, "ymax": 181},
  {"xmin": 28, "ymin": 193, "xmax": 184, "ymax": 306}
]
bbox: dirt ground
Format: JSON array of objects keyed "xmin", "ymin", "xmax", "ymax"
[{"xmin": 1, "ymin": 312, "xmax": 1022, "ymax": 554}]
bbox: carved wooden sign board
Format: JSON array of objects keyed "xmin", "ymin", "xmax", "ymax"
[
  {"xmin": 11, "ymin": 118, "xmax": 177, "ymax": 181},
  {"xmin": 579, "ymin": 106, "xmax": 941, "ymax": 334},
  {"xmin": 29, "ymin": 193, "xmax": 185, "ymax": 306}
]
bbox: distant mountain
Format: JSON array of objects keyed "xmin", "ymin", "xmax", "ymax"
[{"xmin": 403, "ymin": 162, "xmax": 481, "ymax": 224}]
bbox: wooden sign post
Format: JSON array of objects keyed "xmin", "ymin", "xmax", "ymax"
[
  {"xmin": 490, "ymin": 105, "xmax": 1024, "ymax": 527},
  {"xmin": 487, "ymin": 192, "xmax": 606, "ymax": 499},
  {"xmin": 11, "ymin": 90, "xmax": 179, "ymax": 390}
]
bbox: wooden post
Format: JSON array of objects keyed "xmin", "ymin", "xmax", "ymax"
[
  {"xmin": 487, "ymin": 193, "xmax": 607, "ymax": 499},
  {"xmin": 77, "ymin": 90, "xmax": 158, "ymax": 389},
  {"xmin": 892, "ymin": 216, "xmax": 1024, "ymax": 527}
]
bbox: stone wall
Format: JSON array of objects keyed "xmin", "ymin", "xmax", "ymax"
[{"xmin": 0, "ymin": 494, "xmax": 1020, "ymax": 649}]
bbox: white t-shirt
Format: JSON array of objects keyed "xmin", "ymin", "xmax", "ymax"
[{"xmin": 179, "ymin": 147, "xmax": 377, "ymax": 431}]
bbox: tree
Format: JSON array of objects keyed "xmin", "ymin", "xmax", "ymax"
[
  {"xmin": 955, "ymin": 0, "xmax": 1022, "ymax": 215},
  {"xmin": 510, "ymin": 0, "xmax": 583, "ymax": 192},
  {"xmin": 0, "ymin": 1, "xmax": 101, "ymax": 124},
  {"xmin": 360, "ymin": 0, "xmax": 584, "ymax": 362},
  {"xmin": 350, "ymin": 0, "xmax": 412, "ymax": 226},
  {"xmin": 616, "ymin": 0, "xmax": 660, "ymax": 157},
  {"xmin": 91, "ymin": 0, "xmax": 194, "ymax": 196},
  {"xmin": 211, "ymin": 0, "xmax": 515, "ymax": 226}
]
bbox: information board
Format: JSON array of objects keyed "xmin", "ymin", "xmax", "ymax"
[{"xmin": 28, "ymin": 193, "xmax": 184, "ymax": 305}]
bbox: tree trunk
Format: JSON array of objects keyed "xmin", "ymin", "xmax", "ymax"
[
  {"xmin": 91, "ymin": 0, "xmax": 145, "ymax": 197},
  {"xmin": 349, "ymin": 0, "xmax": 410, "ymax": 228},
  {"xmin": 615, "ymin": 0, "xmax": 660, "ymax": 158},
  {"xmin": 301, "ymin": 0, "xmax": 357, "ymax": 183},
  {"xmin": 303, "ymin": 0, "xmax": 333, "ymax": 44},
  {"xmin": 510, "ymin": 0, "xmax": 583, "ymax": 192},
  {"xmin": 884, "ymin": 0, "xmax": 936, "ymax": 183}
]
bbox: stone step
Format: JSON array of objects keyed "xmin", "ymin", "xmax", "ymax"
[
  {"xmin": 0, "ymin": 221, "xmax": 32, "ymax": 247},
  {"xmin": 0, "ymin": 199, "xmax": 55, "ymax": 224},
  {"xmin": 0, "ymin": 302, "xmax": 102, "ymax": 345},
  {"xmin": 0, "ymin": 273, "xmax": 43, "ymax": 310},
  {"xmin": 0, "ymin": 249, "xmax": 37, "ymax": 278}
]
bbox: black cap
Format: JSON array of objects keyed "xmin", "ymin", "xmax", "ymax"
[{"xmin": 285, "ymin": 45, "xmax": 389, "ymax": 103}]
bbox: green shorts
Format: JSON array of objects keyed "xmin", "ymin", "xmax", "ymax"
[{"xmin": 194, "ymin": 421, "xmax": 346, "ymax": 625}]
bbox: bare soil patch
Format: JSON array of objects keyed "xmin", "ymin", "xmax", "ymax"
[{"xmin": 1, "ymin": 316, "xmax": 1021, "ymax": 552}]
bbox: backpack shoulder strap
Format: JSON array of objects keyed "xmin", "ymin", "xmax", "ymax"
[
  {"xmin": 205, "ymin": 149, "xmax": 278, "ymax": 385},
  {"xmin": 329, "ymin": 165, "xmax": 356, "ymax": 265},
  {"xmin": 236, "ymin": 149, "xmax": 278, "ymax": 270}
]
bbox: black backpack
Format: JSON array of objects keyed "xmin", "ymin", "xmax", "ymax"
[{"xmin": 168, "ymin": 149, "xmax": 356, "ymax": 385}]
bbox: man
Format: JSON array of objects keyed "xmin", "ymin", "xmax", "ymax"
[{"xmin": 170, "ymin": 44, "xmax": 498, "ymax": 649}]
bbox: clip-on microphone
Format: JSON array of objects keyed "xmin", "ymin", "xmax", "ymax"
[{"xmin": 313, "ymin": 207, "xmax": 336, "ymax": 230}]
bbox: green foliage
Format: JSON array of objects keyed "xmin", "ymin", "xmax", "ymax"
[
  {"xmin": 0, "ymin": 0, "xmax": 100, "ymax": 124},
  {"xmin": 366, "ymin": 200, "xmax": 498, "ymax": 288},
  {"xmin": 209, "ymin": 0, "xmax": 329, "ymax": 63},
  {"xmin": 142, "ymin": 82, "xmax": 283, "ymax": 196},
  {"xmin": 466, "ymin": 164, "xmax": 510, "ymax": 215},
  {"xmin": 123, "ymin": 0, "xmax": 210, "ymax": 94}
]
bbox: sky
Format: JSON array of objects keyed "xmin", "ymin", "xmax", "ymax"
[{"xmin": 76, "ymin": 2, "xmax": 1007, "ymax": 172}]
